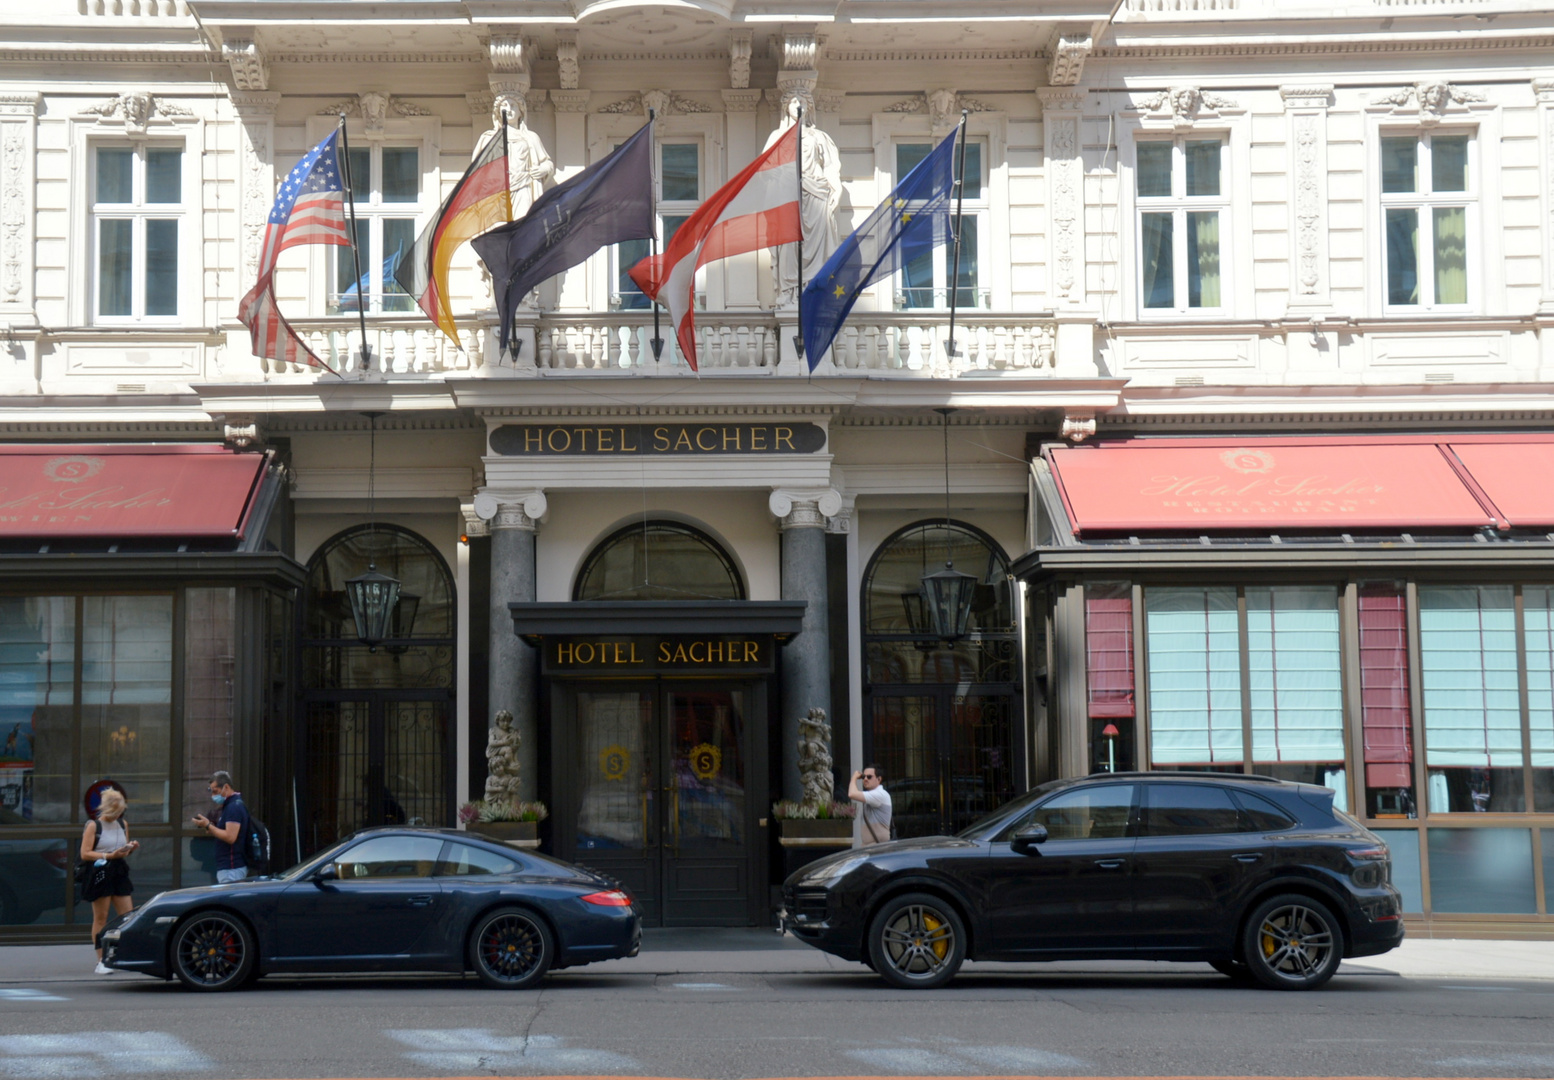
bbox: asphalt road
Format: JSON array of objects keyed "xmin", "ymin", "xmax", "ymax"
[{"xmin": 3, "ymin": 938, "xmax": 1554, "ymax": 1080}]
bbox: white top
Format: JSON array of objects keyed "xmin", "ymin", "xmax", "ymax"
[
  {"xmin": 855, "ymin": 785, "xmax": 893, "ymax": 847},
  {"xmin": 96, "ymin": 818, "xmax": 127, "ymax": 854}
]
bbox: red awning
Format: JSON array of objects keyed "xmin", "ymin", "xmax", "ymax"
[
  {"xmin": 0, "ymin": 445, "xmax": 268, "ymax": 540},
  {"xmin": 1043, "ymin": 436, "xmax": 1554, "ymax": 536}
]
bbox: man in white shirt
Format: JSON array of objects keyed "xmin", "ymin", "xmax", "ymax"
[{"xmin": 848, "ymin": 766, "xmax": 893, "ymax": 847}]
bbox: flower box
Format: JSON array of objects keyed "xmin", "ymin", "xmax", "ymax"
[
  {"xmin": 778, "ymin": 819, "xmax": 853, "ymax": 845},
  {"xmin": 469, "ymin": 820, "xmax": 539, "ymax": 848}
]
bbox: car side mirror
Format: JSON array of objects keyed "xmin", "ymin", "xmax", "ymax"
[
  {"xmin": 313, "ymin": 863, "xmax": 339, "ymax": 885},
  {"xmin": 1010, "ymin": 825, "xmax": 1049, "ymax": 854}
]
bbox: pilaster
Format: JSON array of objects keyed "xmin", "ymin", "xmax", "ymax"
[
  {"xmin": 1535, "ymin": 79, "xmax": 1554, "ymax": 379},
  {"xmin": 551, "ymin": 92, "xmax": 591, "ymax": 312},
  {"xmin": 723, "ymin": 90, "xmax": 765, "ymax": 309},
  {"xmin": 0, "ymin": 93, "xmax": 41, "ymax": 328},
  {"xmin": 1038, "ymin": 88, "xmax": 1085, "ymax": 309},
  {"xmin": 1282, "ymin": 85, "xmax": 1334, "ymax": 316}
]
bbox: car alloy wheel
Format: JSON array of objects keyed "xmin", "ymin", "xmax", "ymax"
[
  {"xmin": 172, "ymin": 912, "xmax": 255, "ymax": 992},
  {"xmin": 1241, "ymin": 893, "xmax": 1343, "ymax": 991},
  {"xmin": 471, "ymin": 906, "xmax": 553, "ymax": 990},
  {"xmin": 867, "ymin": 892, "xmax": 966, "ymax": 990}
]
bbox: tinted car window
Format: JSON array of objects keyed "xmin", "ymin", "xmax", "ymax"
[
  {"xmin": 1006, "ymin": 784, "xmax": 1135, "ymax": 841},
  {"xmin": 335, "ymin": 835, "xmax": 444, "ymax": 879},
  {"xmin": 437, "ymin": 842, "xmax": 519, "ymax": 877},
  {"xmin": 1143, "ymin": 784, "xmax": 1241, "ymax": 836},
  {"xmin": 1234, "ymin": 791, "xmax": 1298, "ymax": 832}
]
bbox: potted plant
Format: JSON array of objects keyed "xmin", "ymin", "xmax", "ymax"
[
  {"xmin": 773, "ymin": 799, "xmax": 855, "ymax": 844},
  {"xmin": 458, "ymin": 799, "xmax": 548, "ymax": 848}
]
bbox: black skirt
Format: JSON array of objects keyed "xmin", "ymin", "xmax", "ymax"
[{"xmin": 81, "ymin": 858, "xmax": 133, "ymax": 902}]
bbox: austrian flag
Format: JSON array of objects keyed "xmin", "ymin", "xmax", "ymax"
[{"xmin": 629, "ymin": 125, "xmax": 799, "ymax": 369}]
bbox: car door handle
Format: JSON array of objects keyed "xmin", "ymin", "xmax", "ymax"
[
  {"xmin": 1093, "ymin": 858, "xmax": 1126, "ymax": 869},
  {"xmin": 1233, "ymin": 853, "xmax": 1265, "ymax": 864},
  {"xmin": 407, "ymin": 894, "xmax": 434, "ymax": 907}
]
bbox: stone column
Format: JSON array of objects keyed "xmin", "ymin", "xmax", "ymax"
[
  {"xmin": 772, "ymin": 488, "xmax": 842, "ymax": 801},
  {"xmin": 481, "ymin": 490, "xmax": 546, "ymax": 802}
]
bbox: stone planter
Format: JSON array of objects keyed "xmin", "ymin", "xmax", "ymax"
[
  {"xmin": 469, "ymin": 820, "xmax": 540, "ymax": 849},
  {"xmin": 777, "ymin": 819, "xmax": 853, "ymax": 845}
]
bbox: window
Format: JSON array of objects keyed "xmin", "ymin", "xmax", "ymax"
[
  {"xmin": 334, "ymin": 834, "xmax": 444, "ymax": 878},
  {"xmin": 1246, "ymin": 586, "xmax": 1346, "ymax": 791},
  {"xmin": 436, "ymin": 842, "xmax": 518, "ymax": 877},
  {"xmin": 616, "ymin": 142, "xmax": 699, "ymax": 310},
  {"xmin": 1142, "ymin": 784, "xmax": 1241, "ymax": 837},
  {"xmin": 1233, "ymin": 791, "xmax": 1297, "ymax": 832},
  {"xmin": 1135, "ymin": 137, "xmax": 1226, "ymax": 313},
  {"xmin": 1380, "ymin": 132, "xmax": 1472, "ymax": 309},
  {"xmin": 574, "ymin": 520, "xmax": 743, "ymax": 602},
  {"xmin": 895, "ymin": 140, "xmax": 985, "ymax": 310},
  {"xmin": 331, "ymin": 145, "xmax": 420, "ymax": 314},
  {"xmin": 1009, "ymin": 784, "xmax": 1135, "ymax": 841},
  {"xmin": 92, "ymin": 144, "xmax": 183, "ymax": 321},
  {"xmin": 1145, "ymin": 587, "xmax": 1242, "ymax": 768}
]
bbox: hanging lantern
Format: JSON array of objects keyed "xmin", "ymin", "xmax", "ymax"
[
  {"xmin": 346, "ymin": 562, "xmax": 401, "ymax": 649},
  {"xmin": 900, "ymin": 590, "xmax": 927, "ymax": 634},
  {"xmin": 919, "ymin": 561, "xmax": 979, "ymax": 640},
  {"xmin": 385, "ymin": 591, "xmax": 420, "ymax": 655}
]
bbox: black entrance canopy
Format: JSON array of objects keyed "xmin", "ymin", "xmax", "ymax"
[{"xmin": 510, "ymin": 600, "xmax": 807, "ymax": 644}]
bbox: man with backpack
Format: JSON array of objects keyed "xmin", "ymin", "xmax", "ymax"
[{"xmin": 192, "ymin": 770, "xmax": 251, "ymax": 883}]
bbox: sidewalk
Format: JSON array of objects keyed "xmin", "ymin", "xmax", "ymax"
[{"xmin": 4, "ymin": 929, "xmax": 1553, "ymax": 984}]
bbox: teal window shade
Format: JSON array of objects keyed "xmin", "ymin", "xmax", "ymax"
[
  {"xmin": 1145, "ymin": 587, "xmax": 1242, "ymax": 765},
  {"xmin": 1527, "ymin": 587, "xmax": 1553, "ymax": 768},
  {"xmin": 1419, "ymin": 586, "xmax": 1521, "ymax": 767},
  {"xmin": 1247, "ymin": 586, "xmax": 1344, "ymax": 763}
]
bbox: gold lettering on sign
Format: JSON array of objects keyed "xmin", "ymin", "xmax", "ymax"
[
  {"xmin": 597, "ymin": 428, "xmax": 614, "ymax": 452},
  {"xmin": 658, "ymin": 642, "xmax": 673, "ymax": 663},
  {"xmin": 776, "ymin": 426, "xmax": 795, "ymax": 451},
  {"xmin": 621, "ymin": 427, "xmax": 639, "ymax": 452},
  {"xmin": 696, "ymin": 427, "xmax": 717, "ymax": 451},
  {"xmin": 722, "ymin": 428, "xmax": 741, "ymax": 451},
  {"xmin": 524, "ymin": 428, "xmax": 543, "ymax": 452},
  {"xmin": 578, "ymin": 428, "xmax": 593, "ymax": 453},
  {"xmin": 547, "ymin": 428, "xmax": 572, "ymax": 452},
  {"xmin": 557, "ymin": 641, "xmax": 575, "ymax": 665},
  {"xmin": 749, "ymin": 428, "xmax": 767, "ymax": 451},
  {"xmin": 654, "ymin": 427, "xmax": 671, "ymax": 451},
  {"xmin": 673, "ymin": 429, "xmax": 694, "ymax": 452},
  {"xmin": 745, "ymin": 641, "xmax": 759, "ymax": 662}
]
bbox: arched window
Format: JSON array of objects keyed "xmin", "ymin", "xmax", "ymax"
[
  {"xmin": 575, "ymin": 520, "xmax": 745, "ymax": 602},
  {"xmin": 862, "ymin": 521, "xmax": 1019, "ymax": 838}
]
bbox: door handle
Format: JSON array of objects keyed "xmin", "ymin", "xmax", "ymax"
[
  {"xmin": 1093, "ymin": 858, "xmax": 1126, "ymax": 869},
  {"xmin": 1233, "ymin": 853, "xmax": 1264, "ymax": 864},
  {"xmin": 407, "ymin": 894, "xmax": 433, "ymax": 907}
]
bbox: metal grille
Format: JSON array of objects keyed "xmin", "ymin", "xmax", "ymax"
[
  {"xmin": 303, "ymin": 700, "xmax": 368, "ymax": 852},
  {"xmin": 384, "ymin": 700, "xmax": 447, "ymax": 827}
]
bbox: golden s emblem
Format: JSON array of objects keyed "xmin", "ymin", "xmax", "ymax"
[
  {"xmin": 599, "ymin": 745, "xmax": 630, "ymax": 781},
  {"xmin": 1219, "ymin": 449, "xmax": 1275, "ymax": 475},
  {"xmin": 43, "ymin": 456, "xmax": 105, "ymax": 484},
  {"xmin": 689, "ymin": 742, "xmax": 722, "ymax": 781}
]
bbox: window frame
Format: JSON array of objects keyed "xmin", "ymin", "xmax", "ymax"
[
  {"xmin": 612, "ymin": 138, "xmax": 705, "ymax": 313},
  {"xmin": 1131, "ymin": 134, "xmax": 1231, "ymax": 318},
  {"xmin": 89, "ymin": 141, "xmax": 190, "ymax": 326},
  {"xmin": 889, "ymin": 136, "xmax": 991, "ymax": 313},
  {"xmin": 1377, "ymin": 127, "xmax": 1478, "ymax": 314},
  {"xmin": 329, "ymin": 142, "xmax": 427, "ymax": 316}
]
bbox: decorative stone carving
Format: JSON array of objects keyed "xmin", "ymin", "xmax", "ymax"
[
  {"xmin": 770, "ymin": 488, "xmax": 843, "ymax": 529},
  {"xmin": 475, "ymin": 490, "xmax": 547, "ymax": 531},
  {"xmin": 0, "ymin": 93, "xmax": 38, "ymax": 314},
  {"xmin": 223, "ymin": 422, "xmax": 261, "ymax": 449},
  {"xmin": 488, "ymin": 35, "xmax": 532, "ymax": 74},
  {"xmin": 555, "ymin": 30, "xmax": 580, "ymax": 90},
  {"xmin": 729, "ymin": 30, "xmax": 753, "ymax": 90},
  {"xmin": 1060, "ymin": 410, "xmax": 1097, "ymax": 443},
  {"xmin": 1280, "ymin": 84, "xmax": 1333, "ymax": 109},
  {"xmin": 231, "ymin": 92, "xmax": 279, "ymax": 284},
  {"xmin": 764, "ymin": 95, "xmax": 842, "ymax": 307},
  {"xmin": 222, "ymin": 38, "xmax": 269, "ymax": 91},
  {"xmin": 549, "ymin": 90, "xmax": 591, "ymax": 114},
  {"xmin": 80, "ymin": 92, "xmax": 191, "ymax": 135},
  {"xmin": 1047, "ymin": 32, "xmax": 1092, "ymax": 87},
  {"xmin": 317, "ymin": 93, "xmax": 432, "ymax": 134},
  {"xmin": 1370, "ymin": 81, "xmax": 1486, "ymax": 122},
  {"xmin": 1292, "ymin": 114, "xmax": 1322, "ymax": 297},
  {"xmin": 797, "ymin": 708, "xmax": 835, "ymax": 808},
  {"xmin": 777, "ymin": 31, "xmax": 820, "ymax": 71},
  {"xmin": 483, "ymin": 710, "xmax": 522, "ymax": 804},
  {"xmin": 475, "ymin": 91, "xmax": 554, "ymax": 221},
  {"xmin": 1040, "ymin": 88, "xmax": 1085, "ymax": 302},
  {"xmin": 461, "ymin": 502, "xmax": 491, "ymax": 539},
  {"xmin": 721, "ymin": 89, "xmax": 763, "ymax": 113},
  {"xmin": 466, "ymin": 90, "xmax": 493, "ymax": 128},
  {"xmin": 815, "ymin": 88, "xmax": 845, "ymax": 114},
  {"xmin": 598, "ymin": 91, "xmax": 710, "ymax": 116},
  {"xmin": 824, "ymin": 504, "xmax": 853, "ymax": 535},
  {"xmin": 884, "ymin": 91, "xmax": 996, "ymax": 127},
  {"xmin": 1137, "ymin": 86, "xmax": 1238, "ymax": 125}
]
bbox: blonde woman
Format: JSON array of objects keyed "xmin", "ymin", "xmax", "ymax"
[{"xmin": 80, "ymin": 788, "xmax": 138, "ymax": 974}]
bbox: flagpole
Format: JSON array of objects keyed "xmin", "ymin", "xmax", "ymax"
[
  {"xmin": 337, "ymin": 114, "xmax": 372, "ymax": 373},
  {"xmin": 500, "ymin": 107, "xmax": 512, "ymax": 358},
  {"xmin": 945, "ymin": 109, "xmax": 969, "ymax": 365},
  {"xmin": 793, "ymin": 104, "xmax": 806, "ymax": 364},
  {"xmin": 647, "ymin": 109, "xmax": 664, "ymax": 364}
]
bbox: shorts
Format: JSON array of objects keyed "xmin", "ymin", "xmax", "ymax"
[
  {"xmin": 81, "ymin": 859, "xmax": 132, "ymax": 902},
  {"xmin": 216, "ymin": 867, "xmax": 248, "ymax": 885}
]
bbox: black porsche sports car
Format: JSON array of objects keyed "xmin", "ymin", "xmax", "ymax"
[
  {"xmin": 782, "ymin": 772, "xmax": 1404, "ymax": 991},
  {"xmin": 101, "ymin": 827, "xmax": 641, "ymax": 991}
]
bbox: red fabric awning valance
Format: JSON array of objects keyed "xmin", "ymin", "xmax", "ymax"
[
  {"xmin": 1045, "ymin": 435, "xmax": 1554, "ymax": 536},
  {"xmin": 0, "ymin": 445, "xmax": 268, "ymax": 540}
]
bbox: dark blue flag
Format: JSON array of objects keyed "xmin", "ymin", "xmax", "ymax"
[
  {"xmin": 800, "ymin": 128, "xmax": 959, "ymax": 369},
  {"xmin": 473, "ymin": 121, "xmax": 655, "ymax": 353}
]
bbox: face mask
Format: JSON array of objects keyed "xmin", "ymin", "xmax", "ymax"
[{"xmin": 210, "ymin": 793, "xmax": 226, "ymax": 806}]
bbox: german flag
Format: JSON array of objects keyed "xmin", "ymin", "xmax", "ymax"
[{"xmin": 396, "ymin": 125, "xmax": 511, "ymax": 344}]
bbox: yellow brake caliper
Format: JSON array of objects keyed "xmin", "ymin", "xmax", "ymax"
[
  {"xmin": 923, "ymin": 912, "xmax": 948, "ymax": 960},
  {"xmin": 1261, "ymin": 917, "xmax": 1278, "ymax": 958}
]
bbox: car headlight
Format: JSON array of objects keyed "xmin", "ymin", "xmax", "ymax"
[{"xmin": 799, "ymin": 853, "xmax": 870, "ymax": 886}]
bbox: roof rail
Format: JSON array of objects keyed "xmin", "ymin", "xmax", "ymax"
[{"xmin": 1086, "ymin": 770, "xmax": 1285, "ymax": 783}]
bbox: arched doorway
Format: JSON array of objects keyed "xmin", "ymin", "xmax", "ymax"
[
  {"xmin": 299, "ymin": 525, "xmax": 454, "ymax": 853},
  {"xmin": 548, "ymin": 519, "xmax": 766, "ymax": 925},
  {"xmin": 863, "ymin": 521, "xmax": 1020, "ymax": 838}
]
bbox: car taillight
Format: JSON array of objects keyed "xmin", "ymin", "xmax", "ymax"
[
  {"xmin": 40, "ymin": 848, "xmax": 71, "ymax": 871},
  {"xmin": 580, "ymin": 890, "xmax": 632, "ymax": 907},
  {"xmin": 1347, "ymin": 846, "xmax": 1389, "ymax": 860}
]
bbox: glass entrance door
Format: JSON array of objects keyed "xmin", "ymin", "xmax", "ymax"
[
  {"xmin": 867, "ymin": 688, "xmax": 1017, "ymax": 838},
  {"xmin": 300, "ymin": 694, "xmax": 451, "ymax": 854},
  {"xmin": 562, "ymin": 681, "xmax": 759, "ymax": 926}
]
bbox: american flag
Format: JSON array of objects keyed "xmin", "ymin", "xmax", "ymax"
[{"xmin": 238, "ymin": 130, "xmax": 351, "ymax": 372}]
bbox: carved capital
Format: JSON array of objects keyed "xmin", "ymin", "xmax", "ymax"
[
  {"xmin": 1280, "ymin": 84, "xmax": 1333, "ymax": 111},
  {"xmin": 222, "ymin": 38, "xmax": 269, "ymax": 92},
  {"xmin": 460, "ymin": 502, "xmax": 491, "ymax": 539},
  {"xmin": 1535, "ymin": 78, "xmax": 1554, "ymax": 104},
  {"xmin": 488, "ymin": 35, "xmax": 533, "ymax": 74},
  {"xmin": 824, "ymin": 502, "xmax": 854, "ymax": 535},
  {"xmin": 0, "ymin": 93, "xmax": 41, "ymax": 119},
  {"xmin": 770, "ymin": 488, "xmax": 843, "ymax": 530},
  {"xmin": 1060, "ymin": 410, "xmax": 1096, "ymax": 444},
  {"xmin": 1037, "ymin": 86, "xmax": 1085, "ymax": 112},
  {"xmin": 550, "ymin": 89, "xmax": 591, "ymax": 114},
  {"xmin": 777, "ymin": 31, "xmax": 820, "ymax": 72},
  {"xmin": 730, "ymin": 30, "xmax": 753, "ymax": 90},
  {"xmin": 721, "ymin": 88, "xmax": 763, "ymax": 113},
  {"xmin": 477, "ymin": 489, "xmax": 547, "ymax": 531},
  {"xmin": 229, "ymin": 90, "xmax": 280, "ymax": 117},
  {"xmin": 1047, "ymin": 32, "xmax": 1092, "ymax": 87},
  {"xmin": 466, "ymin": 91, "xmax": 494, "ymax": 127},
  {"xmin": 555, "ymin": 30, "xmax": 580, "ymax": 90}
]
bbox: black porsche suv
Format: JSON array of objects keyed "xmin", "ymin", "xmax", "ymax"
[{"xmin": 782, "ymin": 772, "xmax": 1403, "ymax": 990}]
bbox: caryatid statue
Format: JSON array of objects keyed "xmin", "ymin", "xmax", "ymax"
[
  {"xmin": 764, "ymin": 95, "xmax": 842, "ymax": 308},
  {"xmin": 474, "ymin": 94, "xmax": 555, "ymax": 308}
]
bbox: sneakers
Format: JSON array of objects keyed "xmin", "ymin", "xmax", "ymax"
[{"xmin": 94, "ymin": 962, "xmax": 114, "ymax": 975}]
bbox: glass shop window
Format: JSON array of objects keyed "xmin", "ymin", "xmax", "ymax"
[
  {"xmin": 1246, "ymin": 586, "xmax": 1346, "ymax": 798},
  {"xmin": 1144, "ymin": 586, "xmax": 1243, "ymax": 770},
  {"xmin": 1085, "ymin": 584, "xmax": 1135, "ymax": 774},
  {"xmin": 0, "ymin": 597, "xmax": 76, "ymax": 825}
]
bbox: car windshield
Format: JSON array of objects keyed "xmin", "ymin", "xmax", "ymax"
[
  {"xmin": 271, "ymin": 836, "xmax": 360, "ymax": 881},
  {"xmin": 955, "ymin": 778, "xmax": 1071, "ymax": 840}
]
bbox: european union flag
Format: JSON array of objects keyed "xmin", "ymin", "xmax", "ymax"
[{"xmin": 800, "ymin": 128, "xmax": 959, "ymax": 369}]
